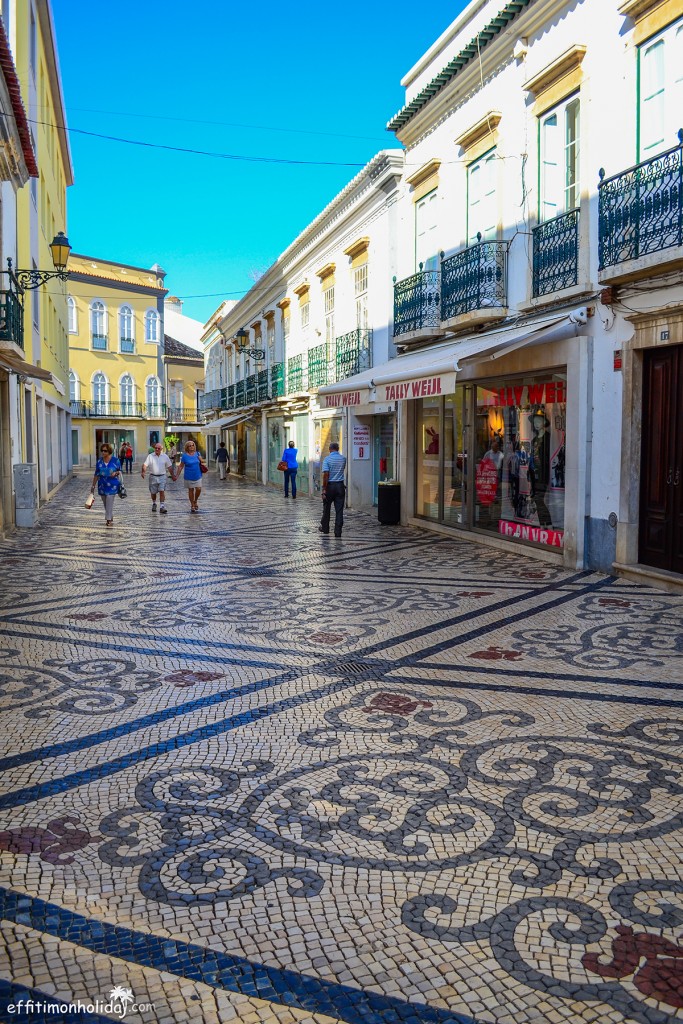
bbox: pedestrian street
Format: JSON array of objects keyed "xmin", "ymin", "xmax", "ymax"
[{"xmin": 0, "ymin": 471, "xmax": 682, "ymax": 1024}]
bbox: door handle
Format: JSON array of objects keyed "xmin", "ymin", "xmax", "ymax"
[
  {"xmin": 667, "ymin": 468, "xmax": 673, "ymax": 484},
  {"xmin": 675, "ymin": 469, "xmax": 680, "ymax": 487}
]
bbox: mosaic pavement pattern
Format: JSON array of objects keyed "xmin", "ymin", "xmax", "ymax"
[{"xmin": 0, "ymin": 471, "xmax": 682, "ymax": 1024}]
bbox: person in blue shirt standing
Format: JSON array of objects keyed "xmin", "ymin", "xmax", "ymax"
[
  {"xmin": 281, "ymin": 439, "xmax": 298, "ymax": 499},
  {"xmin": 319, "ymin": 441, "xmax": 347, "ymax": 537}
]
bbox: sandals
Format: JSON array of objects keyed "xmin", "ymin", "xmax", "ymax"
[{"xmin": 106, "ymin": 520, "xmax": 113, "ymax": 528}]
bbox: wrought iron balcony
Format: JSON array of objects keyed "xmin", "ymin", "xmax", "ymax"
[
  {"xmin": 335, "ymin": 328, "xmax": 372, "ymax": 380},
  {"xmin": 91, "ymin": 334, "xmax": 107, "ymax": 350},
  {"xmin": 393, "ymin": 266, "xmax": 440, "ymax": 338},
  {"xmin": 532, "ymin": 209, "xmax": 579, "ymax": 297},
  {"xmin": 119, "ymin": 337, "xmax": 135, "ymax": 353},
  {"xmin": 308, "ymin": 342, "xmax": 332, "ymax": 389},
  {"xmin": 71, "ymin": 401, "xmax": 146, "ymax": 418},
  {"xmin": 287, "ymin": 353, "xmax": 305, "ymax": 394},
  {"xmin": 146, "ymin": 404, "xmax": 167, "ymax": 419},
  {"xmin": 199, "ymin": 389, "xmax": 221, "ymax": 411},
  {"xmin": 270, "ymin": 362, "xmax": 284, "ymax": 399},
  {"xmin": 235, "ymin": 380, "xmax": 246, "ymax": 407},
  {"xmin": 245, "ymin": 373, "xmax": 257, "ymax": 406},
  {"xmin": 598, "ymin": 133, "xmax": 683, "ymax": 272},
  {"xmin": 0, "ymin": 286, "xmax": 24, "ymax": 346},
  {"xmin": 441, "ymin": 237, "xmax": 508, "ymax": 320},
  {"xmin": 167, "ymin": 408, "xmax": 202, "ymax": 423},
  {"xmin": 70, "ymin": 400, "xmax": 89, "ymax": 417},
  {"xmin": 257, "ymin": 368, "xmax": 270, "ymax": 402}
]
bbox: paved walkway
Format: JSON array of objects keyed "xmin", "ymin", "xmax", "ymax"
[{"xmin": 0, "ymin": 471, "xmax": 682, "ymax": 1024}]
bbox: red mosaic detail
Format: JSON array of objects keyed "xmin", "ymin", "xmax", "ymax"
[
  {"xmin": 362, "ymin": 692, "xmax": 433, "ymax": 716},
  {"xmin": 583, "ymin": 925, "xmax": 683, "ymax": 1009},
  {"xmin": 520, "ymin": 571, "xmax": 548, "ymax": 580},
  {"xmin": 469, "ymin": 646, "xmax": 523, "ymax": 661},
  {"xmin": 308, "ymin": 632, "xmax": 348, "ymax": 644},
  {"xmin": 164, "ymin": 670, "xmax": 224, "ymax": 687},
  {"xmin": 598, "ymin": 598, "xmax": 632, "ymax": 608},
  {"xmin": 457, "ymin": 591, "xmax": 494, "ymax": 598},
  {"xmin": 69, "ymin": 612, "xmax": 108, "ymax": 622},
  {"xmin": 0, "ymin": 817, "xmax": 99, "ymax": 865}
]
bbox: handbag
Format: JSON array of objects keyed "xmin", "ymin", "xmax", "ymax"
[
  {"xmin": 200, "ymin": 461, "xmax": 208, "ymax": 475},
  {"xmin": 118, "ymin": 480, "xmax": 127, "ymax": 499},
  {"xmin": 277, "ymin": 460, "xmax": 288, "ymax": 471},
  {"xmin": 85, "ymin": 492, "xmax": 95, "ymax": 509}
]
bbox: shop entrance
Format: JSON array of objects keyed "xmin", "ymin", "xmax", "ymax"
[
  {"xmin": 373, "ymin": 415, "xmax": 395, "ymax": 502},
  {"xmin": 639, "ymin": 345, "xmax": 683, "ymax": 574}
]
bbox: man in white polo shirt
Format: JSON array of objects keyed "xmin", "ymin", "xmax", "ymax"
[{"xmin": 141, "ymin": 442, "xmax": 174, "ymax": 514}]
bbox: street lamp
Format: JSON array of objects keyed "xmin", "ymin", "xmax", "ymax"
[
  {"xmin": 7, "ymin": 231, "xmax": 72, "ymax": 292},
  {"xmin": 234, "ymin": 327, "xmax": 265, "ymax": 360}
]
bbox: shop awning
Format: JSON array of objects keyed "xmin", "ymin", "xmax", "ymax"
[
  {"xmin": 0, "ymin": 350, "xmax": 54, "ymax": 383},
  {"xmin": 201, "ymin": 412, "xmax": 252, "ymax": 435},
  {"xmin": 318, "ymin": 309, "xmax": 585, "ymax": 403}
]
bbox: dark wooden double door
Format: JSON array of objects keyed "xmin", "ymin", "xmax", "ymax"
[{"xmin": 639, "ymin": 345, "xmax": 683, "ymax": 574}]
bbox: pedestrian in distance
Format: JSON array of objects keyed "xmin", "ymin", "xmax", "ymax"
[
  {"xmin": 141, "ymin": 441, "xmax": 173, "ymax": 514},
  {"xmin": 319, "ymin": 441, "xmax": 347, "ymax": 537},
  {"xmin": 124, "ymin": 442, "xmax": 133, "ymax": 474},
  {"xmin": 118, "ymin": 440, "xmax": 127, "ymax": 464},
  {"xmin": 216, "ymin": 441, "xmax": 230, "ymax": 480},
  {"xmin": 178, "ymin": 439, "xmax": 206, "ymax": 513},
  {"xmin": 281, "ymin": 439, "xmax": 298, "ymax": 498},
  {"xmin": 90, "ymin": 443, "xmax": 122, "ymax": 528}
]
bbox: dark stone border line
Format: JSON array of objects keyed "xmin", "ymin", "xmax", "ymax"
[
  {"xmin": 408, "ymin": 660, "xmax": 683, "ymax": 693},
  {"xmin": 0, "ymin": 889, "xmax": 475, "ymax": 1024}
]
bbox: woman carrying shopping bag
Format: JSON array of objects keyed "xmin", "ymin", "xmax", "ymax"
[{"xmin": 90, "ymin": 443, "xmax": 122, "ymax": 528}]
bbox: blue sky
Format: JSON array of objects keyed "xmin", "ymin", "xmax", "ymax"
[{"xmin": 50, "ymin": 1, "xmax": 464, "ymax": 323}]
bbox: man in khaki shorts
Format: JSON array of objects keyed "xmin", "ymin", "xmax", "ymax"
[{"xmin": 141, "ymin": 442, "xmax": 173, "ymax": 514}]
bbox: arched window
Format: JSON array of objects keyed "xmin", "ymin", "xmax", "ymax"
[
  {"xmin": 68, "ymin": 370, "xmax": 80, "ymax": 403},
  {"xmin": 119, "ymin": 305, "xmax": 134, "ymax": 353},
  {"xmin": 120, "ymin": 373, "xmax": 135, "ymax": 413},
  {"xmin": 144, "ymin": 308, "xmax": 160, "ymax": 343},
  {"xmin": 92, "ymin": 371, "xmax": 108, "ymax": 413},
  {"xmin": 67, "ymin": 296, "xmax": 78, "ymax": 334},
  {"xmin": 146, "ymin": 375, "xmax": 162, "ymax": 416},
  {"xmin": 90, "ymin": 301, "xmax": 107, "ymax": 349}
]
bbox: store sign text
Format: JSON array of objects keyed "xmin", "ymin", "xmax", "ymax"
[
  {"xmin": 324, "ymin": 391, "xmax": 364, "ymax": 408},
  {"xmin": 499, "ymin": 520, "xmax": 564, "ymax": 548},
  {"xmin": 383, "ymin": 376, "xmax": 443, "ymax": 402},
  {"xmin": 480, "ymin": 381, "xmax": 566, "ymax": 408}
]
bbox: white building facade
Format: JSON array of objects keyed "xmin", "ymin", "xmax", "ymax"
[{"xmin": 201, "ymin": 151, "xmax": 404, "ymax": 506}]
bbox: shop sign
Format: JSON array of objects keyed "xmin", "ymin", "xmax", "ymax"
[
  {"xmin": 378, "ymin": 372, "xmax": 455, "ymax": 403},
  {"xmin": 352, "ymin": 423, "xmax": 371, "ymax": 460},
  {"xmin": 498, "ymin": 520, "xmax": 564, "ymax": 548},
  {"xmin": 479, "ymin": 381, "xmax": 566, "ymax": 408},
  {"xmin": 475, "ymin": 456, "xmax": 499, "ymax": 505},
  {"xmin": 324, "ymin": 390, "xmax": 366, "ymax": 408}
]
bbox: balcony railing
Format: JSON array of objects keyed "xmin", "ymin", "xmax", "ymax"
[
  {"xmin": 168, "ymin": 408, "xmax": 202, "ymax": 423},
  {"xmin": 441, "ymin": 237, "xmax": 508, "ymax": 320},
  {"xmin": 532, "ymin": 210, "xmax": 579, "ymax": 297},
  {"xmin": 308, "ymin": 342, "xmax": 332, "ymax": 388},
  {"xmin": 146, "ymin": 404, "xmax": 167, "ymax": 419},
  {"xmin": 199, "ymin": 389, "xmax": 221, "ymax": 411},
  {"xmin": 92, "ymin": 334, "xmax": 107, "ymax": 350},
  {"xmin": 120, "ymin": 337, "xmax": 135, "ymax": 353},
  {"xmin": 336, "ymin": 328, "xmax": 372, "ymax": 380},
  {"xmin": 245, "ymin": 373, "xmax": 257, "ymax": 406},
  {"xmin": 271, "ymin": 362, "xmax": 285, "ymax": 399},
  {"xmin": 287, "ymin": 353, "xmax": 305, "ymax": 393},
  {"xmin": 393, "ymin": 266, "xmax": 441, "ymax": 338},
  {"xmin": 70, "ymin": 401, "xmax": 157, "ymax": 418},
  {"xmin": 598, "ymin": 133, "xmax": 683, "ymax": 271},
  {"xmin": 0, "ymin": 287, "xmax": 24, "ymax": 347},
  {"xmin": 235, "ymin": 380, "xmax": 246, "ymax": 407},
  {"xmin": 257, "ymin": 368, "xmax": 270, "ymax": 403},
  {"xmin": 70, "ymin": 400, "xmax": 90, "ymax": 417}
]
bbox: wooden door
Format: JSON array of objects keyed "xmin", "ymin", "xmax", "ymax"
[{"xmin": 639, "ymin": 345, "xmax": 683, "ymax": 573}]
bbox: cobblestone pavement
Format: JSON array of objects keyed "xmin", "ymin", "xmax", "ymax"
[{"xmin": 0, "ymin": 471, "xmax": 682, "ymax": 1024}]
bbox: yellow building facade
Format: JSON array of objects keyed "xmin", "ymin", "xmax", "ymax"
[{"xmin": 67, "ymin": 254, "xmax": 167, "ymax": 467}]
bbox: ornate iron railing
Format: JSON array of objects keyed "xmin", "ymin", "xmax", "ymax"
[
  {"xmin": 335, "ymin": 328, "xmax": 372, "ymax": 380},
  {"xmin": 70, "ymin": 400, "xmax": 89, "ymax": 416},
  {"xmin": 245, "ymin": 373, "xmax": 257, "ymax": 406},
  {"xmin": 226, "ymin": 384, "xmax": 236, "ymax": 409},
  {"xmin": 199, "ymin": 390, "xmax": 220, "ymax": 411},
  {"xmin": 257, "ymin": 368, "xmax": 270, "ymax": 402},
  {"xmin": 235, "ymin": 380, "xmax": 246, "ymax": 407},
  {"xmin": 532, "ymin": 209, "xmax": 579, "ymax": 296},
  {"xmin": 0, "ymin": 287, "xmax": 24, "ymax": 346},
  {"xmin": 119, "ymin": 337, "xmax": 135, "ymax": 353},
  {"xmin": 146, "ymin": 404, "xmax": 167, "ymax": 419},
  {"xmin": 441, "ymin": 237, "xmax": 508, "ymax": 319},
  {"xmin": 308, "ymin": 342, "xmax": 332, "ymax": 388},
  {"xmin": 168, "ymin": 408, "xmax": 202, "ymax": 423},
  {"xmin": 91, "ymin": 334, "xmax": 107, "ymax": 350},
  {"xmin": 393, "ymin": 266, "xmax": 440, "ymax": 337},
  {"xmin": 598, "ymin": 133, "xmax": 683, "ymax": 270},
  {"xmin": 287, "ymin": 353, "xmax": 305, "ymax": 393},
  {"xmin": 270, "ymin": 362, "xmax": 284, "ymax": 398}
]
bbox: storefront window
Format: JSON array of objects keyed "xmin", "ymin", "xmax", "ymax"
[
  {"xmin": 443, "ymin": 389, "xmax": 469, "ymax": 526},
  {"xmin": 416, "ymin": 396, "xmax": 441, "ymax": 519},
  {"xmin": 474, "ymin": 375, "xmax": 566, "ymax": 548}
]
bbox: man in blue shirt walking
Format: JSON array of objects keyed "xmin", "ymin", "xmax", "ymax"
[{"xmin": 319, "ymin": 441, "xmax": 347, "ymax": 537}]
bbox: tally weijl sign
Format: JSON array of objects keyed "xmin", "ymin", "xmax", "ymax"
[
  {"xmin": 377, "ymin": 373, "xmax": 456, "ymax": 403},
  {"xmin": 323, "ymin": 391, "xmax": 367, "ymax": 408}
]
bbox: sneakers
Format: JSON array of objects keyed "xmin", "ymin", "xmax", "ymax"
[
  {"xmin": 152, "ymin": 503, "xmax": 157, "ymax": 512},
  {"xmin": 159, "ymin": 505, "xmax": 167, "ymax": 514}
]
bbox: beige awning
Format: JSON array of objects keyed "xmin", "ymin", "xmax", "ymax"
[
  {"xmin": 0, "ymin": 350, "xmax": 53, "ymax": 382},
  {"xmin": 201, "ymin": 412, "xmax": 252, "ymax": 435},
  {"xmin": 318, "ymin": 310, "xmax": 584, "ymax": 403}
]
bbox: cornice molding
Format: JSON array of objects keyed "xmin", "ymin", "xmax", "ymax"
[
  {"xmin": 523, "ymin": 44, "xmax": 587, "ymax": 96},
  {"xmin": 405, "ymin": 158, "xmax": 442, "ymax": 189},
  {"xmin": 315, "ymin": 262, "xmax": 336, "ymax": 281},
  {"xmin": 454, "ymin": 112, "xmax": 502, "ymax": 153},
  {"xmin": 342, "ymin": 237, "xmax": 370, "ymax": 260}
]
